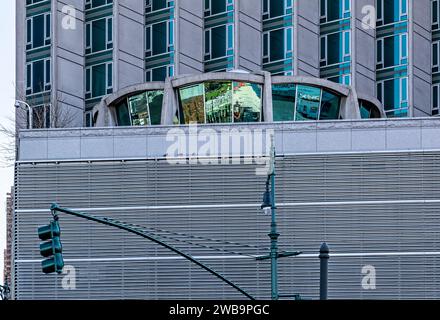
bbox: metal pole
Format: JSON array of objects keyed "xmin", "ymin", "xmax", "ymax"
[
  {"xmin": 319, "ymin": 242, "xmax": 329, "ymax": 300},
  {"xmin": 269, "ymin": 138, "xmax": 279, "ymax": 300},
  {"xmin": 16, "ymin": 100, "xmax": 33, "ymax": 129}
]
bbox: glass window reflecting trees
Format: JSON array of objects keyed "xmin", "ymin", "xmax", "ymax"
[
  {"xmin": 114, "ymin": 90, "xmax": 164, "ymax": 126},
  {"xmin": 178, "ymin": 81, "xmax": 262, "ymax": 124},
  {"xmin": 272, "ymin": 84, "xmax": 341, "ymax": 121}
]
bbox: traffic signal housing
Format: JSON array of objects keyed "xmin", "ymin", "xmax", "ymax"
[{"xmin": 38, "ymin": 219, "xmax": 64, "ymax": 274}]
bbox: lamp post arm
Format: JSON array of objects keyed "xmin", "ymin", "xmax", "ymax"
[{"xmin": 50, "ymin": 203, "xmax": 255, "ymax": 300}]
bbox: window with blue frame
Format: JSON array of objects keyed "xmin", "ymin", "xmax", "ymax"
[
  {"xmin": 85, "ymin": 62, "xmax": 113, "ymax": 99},
  {"xmin": 85, "ymin": 17, "xmax": 113, "ymax": 54},
  {"xmin": 262, "ymin": 0, "xmax": 293, "ymax": 20},
  {"xmin": 85, "ymin": 0, "xmax": 113, "ymax": 10},
  {"xmin": 205, "ymin": 24, "xmax": 234, "ymax": 61},
  {"xmin": 320, "ymin": 31, "xmax": 350, "ymax": 66},
  {"xmin": 377, "ymin": 77, "xmax": 408, "ymax": 117},
  {"xmin": 204, "ymin": 0, "xmax": 234, "ymax": 17},
  {"xmin": 377, "ymin": 0, "xmax": 408, "ymax": 26},
  {"xmin": 320, "ymin": 0, "xmax": 350, "ymax": 23},
  {"xmin": 26, "ymin": 13, "xmax": 51, "ymax": 50},
  {"xmin": 263, "ymin": 27, "xmax": 293, "ymax": 63},
  {"xmin": 376, "ymin": 33, "xmax": 407, "ymax": 69},
  {"xmin": 145, "ymin": 0, "xmax": 174, "ymax": 13},
  {"xmin": 145, "ymin": 20, "xmax": 174, "ymax": 57}
]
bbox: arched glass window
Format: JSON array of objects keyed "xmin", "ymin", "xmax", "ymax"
[
  {"xmin": 359, "ymin": 100, "xmax": 381, "ymax": 119},
  {"xmin": 114, "ymin": 90, "xmax": 164, "ymax": 126},
  {"xmin": 272, "ymin": 84, "xmax": 341, "ymax": 121},
  {"xmin": 178, "ymin": 81, "xmax": 262, "ymax": 124}
]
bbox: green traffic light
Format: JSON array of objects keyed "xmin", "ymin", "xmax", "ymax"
[
  {"xmin": 38, "ymin": 219, "xmax": 64, "ymax": 274},
  {"xmin": 38, "ymin": 221, "xmax": 60, "ymax": 241},
  {"xmin": 41, "ymin": 253, "xmax": 64, "ymax": 274},
  {"xmin": 39, "ymin": 237, "xmax": 62, "ymax": 257}
]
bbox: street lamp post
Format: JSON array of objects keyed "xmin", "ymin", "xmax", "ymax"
[
  {"xmin": 260, "ymin": 136, "xmax": 279, "ymax": 300},
  {"xmin": 15, "ymin": 99, "xmax": 33, "ymax": 129},
  {"xmin": 258, "ymin": 136, "xmax": 301, "ymax": 300}
]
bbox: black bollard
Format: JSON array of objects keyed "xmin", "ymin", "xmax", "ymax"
[{"xmin": 319, "ymin": 242, "xmax": 329, "ymax": 300}]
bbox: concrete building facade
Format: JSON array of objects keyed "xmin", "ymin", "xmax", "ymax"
[
  {"xmin": 11, "ymin": 117, "xmax": 440, "ymax": 299},
  {"xmin": 16, "ymin": 0, "xmax": 440, "ymax": 129}
]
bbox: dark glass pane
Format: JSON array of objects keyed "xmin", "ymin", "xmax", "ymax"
[
  {"xmin": 232, "ymin": 82, "xmax": 262, "ymax": 123},
  {"xmin": 360, "ymin": 105, "xmax": 371, "ymax": 119},
  {"xmin": 319, "ymin": 90, "xmax": 340, "ymax": 120},
  {"xmin": 383, "ymin": 79, "xmax": 396, "ymax": 111},
  {"xmin": 384, "ymin": 0, "xmax": 398, "ymax": 24},
  {"xmin": 295, "ymin": 85, "xmax": 321, "ymax": 121},
  {"xmin": 32, "ymin": 60, "xmax": 45, "ymax": 93},
  {"xmin": 383, "ymin": 36, "xmax": 397, "ymax": 67},
  {"xmin": 270, "ymin": 29, "xmax": 284, "ymax": 61},
  {"xmin": 272, "ymin": 84, "xmax": 296, "ymax": 121},
  {"xmin": 92, "ymin": 0, "xmax": 106, "ymax": 8},
  {"xmin": 92, "ymin": 19, "xmax": 106, "ymax": 52},
  {"xmin": 33, "ymin": 14, "xmax": 44, "ymax": 48},
  {"xmin": 128, "ymin": 92, "xmax": 150, "ymax": 126},
  {"xmin": 205, "ymin": 81, "xmax": 232, "ymax": 123},
  {"xmin": 152, "ymin": 66, "xmax": 167, "ymax": 81},
  {"xmin": 116, "ymin": 100, "xmax": 131, "ymax": 126},
  {"xmin": 327, "ymin": 32, "xmax": 341, "ymax": 65},
  {"xmin": 359, "ymin": 100, "xmax": 381, "ymax": 118},
  {"xmin": 148, "ymin": 90, "xmax": 164, "ymax": 125},
  {"xmin": 270, "ymin": 0, "xmax": 284, "ymax": 18},
  {"xmin": 92, "ymin": 64, "xmax": 106, "ymax": 97},
  {"xmin": 211, "ymin": 0, "xmax": 226, "ymax": 15},
  {"xmin": 211, "ymin": 25, "xmax": 227, "ymax": 59},
  {"xmin": 153, "ymin": 0, "xmax": 167, "ymax": 11},
  {"xmin": 179, "ymin": 84, "xmax": 206, "ymax": 124},
  {"xmin": 327, "ymin": 0, "xmax": 341, "ymax": 21},
  {"xmin": 152, "ymin": 22, "xmax": 167, "ymax": 55},
  {"xmin": 434, "ymin": 43, "xmax": 438, "ymax": 66},
  {"xmin": 434, "ymin": 87, "xmax": 439, "ymax": 109}
]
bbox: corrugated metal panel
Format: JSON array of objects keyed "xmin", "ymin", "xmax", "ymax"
[{"xmin": 13, "ymin": 151, "xmax": 440, "ymax": 299}]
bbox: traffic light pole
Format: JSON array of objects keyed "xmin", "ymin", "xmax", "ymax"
[{"xmin": 50, "ymin": 203, "xmax": 255, "ymax": 300}]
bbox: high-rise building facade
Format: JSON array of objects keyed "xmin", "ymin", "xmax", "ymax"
[{"xmin": 14, "ymin": 1, "xmax": 436, "ymax": 122}]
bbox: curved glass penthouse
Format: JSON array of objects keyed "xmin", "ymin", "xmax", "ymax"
[{"xmin": 92, "ymin": 71, "xmax": 385, "ymax": 127}]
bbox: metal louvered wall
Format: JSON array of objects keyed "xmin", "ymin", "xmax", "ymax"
[{"xmin": 13, "ymin": 151, "xmax": 440, "ymax": 300}]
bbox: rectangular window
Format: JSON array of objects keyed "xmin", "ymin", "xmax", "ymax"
[
  {"xmin": 433, "ymin": 84, "xmax": 440, "ymax": 115},
  {"xmin": 26, "ymin": 58, "xmax": 51, "ymax": 95},
  {"xmin": 377, "ymin": 33, "xmax": 408, "ymax": 69},
  {"xmin": 26, "ymin": 13, "xmax": 51, "ymax": 50},
  {"xmin": 433, "ymin": 0, "xmax": 439, "ymax": 29},
  {"xmin": 85, "ymin": 17, "xmax": 113, "ymax": 54},
  {"xmin": 321, "ymin": 0, "xmax": 350, "ymax": 23},
  {"xmin": 145, "ymin": 20, "xmax": 174, "ymax": 57},
  {"xmin": 32, "ymin": 105, "xmax": 51, "ymax": 129},
  {"xmin": 204, "ymin": 0, "xmax": 233, "ymax": 17},
  {"xmin": 145, "ymin": 0, "xmax": 173, "ymax": 13},
  {"xmin": 433, "ymin": 41, "xmax": 440, "ymax": 71},
  {"xmin": 377, "ymin": 39, "xmax": 383, "ymax": 64},
  {"xmin": 85, "ymin": 62, "xmax": 113, "ymax": 99},
  {"xmin": 320, "ymin": 31, "xmax": 350, "ymax": 66},
  {"xmin": 205, "ymin": 24, "xmax": 233, "ymax": 61}
]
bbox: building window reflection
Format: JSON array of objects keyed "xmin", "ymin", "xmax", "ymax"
[
  {"xmin": 178, "ymin": 81, "xmax": 262, "ymax": 124},
  {"xmin": 272, "ymin": 83, "xmax": 296, "ymax": 121},
  {"xmin": 272, "ymin": 84, "xmax": 342, "ymax": 121},
  {"xmin": 114, "ymin": 90, "xmax": 164, "ymax": 126}
]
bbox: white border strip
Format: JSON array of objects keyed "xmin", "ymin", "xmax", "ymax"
[
  {"xmin": 15, "ymin": 199, "xmax": 440, "ymax": 213},
  {"xmin": 16, "ymin": 251, "xmax": 440, "ymax": 264}
]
